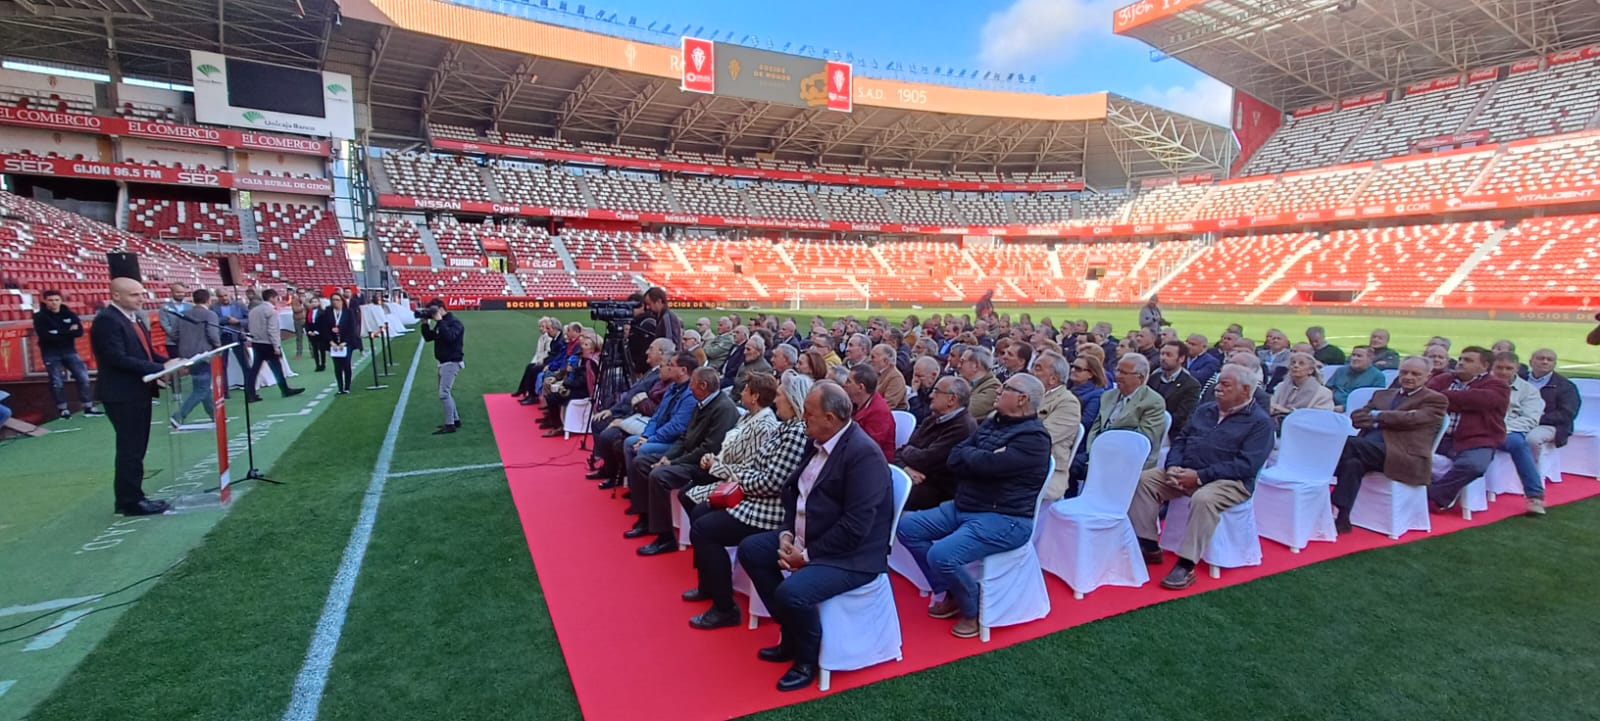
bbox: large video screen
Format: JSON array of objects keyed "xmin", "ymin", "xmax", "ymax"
[{"xmin": 225, "ymin": 58, "xmax": 326, "ymax": 118}]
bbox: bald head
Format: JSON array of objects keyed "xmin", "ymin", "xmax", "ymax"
[{"xmin": 110, "ymin": 277, "xmax": 146, "ymax": 312}]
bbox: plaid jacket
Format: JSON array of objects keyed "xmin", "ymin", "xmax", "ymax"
[{"xmin": 688, "ymin": 413, "xmax": 807, "ymax": 530}]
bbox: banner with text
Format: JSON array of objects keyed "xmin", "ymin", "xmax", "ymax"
[{"xmin": 0, "ymin": 154, "xmax": 333, "ymax": 195}]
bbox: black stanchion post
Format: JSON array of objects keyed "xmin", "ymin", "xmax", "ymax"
[
  {"xmin": 366, "ymin": 333, "xmax": 389, "ymax": 390},
  {"xmin": 380, "ymin": 328, "xmax": 394, "ymax": 376}
]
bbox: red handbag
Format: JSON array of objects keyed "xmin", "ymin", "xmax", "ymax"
[{"xmin": 708, "ymin": 481, "xmax": 744, "ymax": 509}]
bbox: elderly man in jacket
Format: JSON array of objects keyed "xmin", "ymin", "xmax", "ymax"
[
  {"xmin": 1490, "ymin": 351, "xmax": 1550, "ymax": 515},
  {"xmin": 1132, "ymin": 363, "xmax": 1275, "ymax": 590},
  {"xmin": 1030, "ymin": 351, "xmax": 1083, "ymax": 500},
  {"xmin": 1069, "ymin": 353, "xmax": 1167, "ymax": 495},
  {"xmin": 1526, "ymin": 348, "xmax": 1582, "ymax": 473},
  {"xmin": 896, "ymin": 372, "xmax": 1053, "ymax": 639},
  {"xmin": 895, "ymin": 375, "xmax": 979, "ymax": 511},
  {"xmin": 1331, "ymin": 356, "xmax": 1450, "ymax": 533}
]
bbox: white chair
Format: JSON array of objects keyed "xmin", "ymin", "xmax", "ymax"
[
  {"xmin": 1319, "ymin": 364, "xmax": 1344, "ymax": 384},
  {"xmin": 561, "ymin": 398, "xmax": 592, "ymax": 439},
  {"xmin": 1540, "ymin": 443, "xmax": 1564, "ymax": 484},
  {"xmin": 815, "ymin": 466, "xmax": 912, "ymax": 691},
  {"xmin": 887, "ymin": 527, "xmax": 933, "ymax": 597},
  {"xmin": 1484, "ymin": 450, "xmax": 1524, "ymax": 499},
  {"xmin": 1036, "ymin": 431, "xmax": 1151, "ymax": 598},
  {"xmin": 1343, "ymin": 387, "xmax": 1379, "ymax": 425},
  {"xmin": 970, "ymin": 458, "xmax": 1055, "ymax": 642},
  {"xmin": 1381, "ymin": 369, "xmax": 1399, "ymax": 386},
  {"xmin": 892, "ymin": 410, "xmax": 916, "ymax": 450},
  {"xmin": 1351, "ymin": 420, "xmax": 1446, "ymax": 539},
  {"xmin": 1254, "ymin": 409, "xmax": 1351, "ymax": 552},
  {"xmin": 1159, "ymin": 494, "xmax": 1263, "ymax": 579},
  {"xmin": 669, "ymin": 492, "xmax": 692, "ymax": 548},
  {"xmin": 1563, "ymin": 379, "xmax": 1600, "ymax": 478},
  {"xmin": 1155, "ymin": 411, "xmax": 1173, "ymax": 468}
]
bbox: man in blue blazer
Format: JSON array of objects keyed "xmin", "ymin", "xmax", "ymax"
[
  {"xmin": 91, "ymin": 277, "xmax": 186, "ymax": 516},
  {"xmin": 737, "ymin": 381, "xmax": 894, "ymax": 693}
]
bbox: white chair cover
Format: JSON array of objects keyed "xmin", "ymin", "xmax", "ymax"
[
  {"xmin": 971, "ymin": 458, "xmax": 1054, "ymax": 642},
  {"xmin": 1254, "ymin": 409, "xmax": 1351, "ymax": 552},
  {"xmin": 1484, "ymin": 451, "xmax": 1523, "ymax": 497},
  {"xmin": 670, "ymin": 491, "xmax": 692, "ymax": 547},
  {"xmin": 887, "ymin": 535, "xmax": 932, "ymax": 596},
  {"xmin": 892, "ymin": 410, "xmax": 916, "ymax": 450},
  {"xmin": 385, "ymin": 301, "xmax": 417, "ymax": 327},
  {"xmin": 1160, "ymin": 496, "xmax": 1263, "ymax": 578},
  {"xmin": 1319, "ymin": 364, "xmax": 1344, "ymax": 384},
  {"xmin": 1351, "ymin": 420, "xmax": 1445, "ymax": 538},
  {"xmin": 1156, "ymin": 411, "xmax": 1172, "ymax": 468},
  {"xmin": 1343, "ymin": 387, "xmax": 1379, "ymax": 425},
  {"xmin": 1562, "ymin": 379, "xmax": 1600, "ymax": 478},
  {"xmin": 1381, "ymin": 369, "xmax": 1399, "ymax": 386},
  {"xmin": 1541, "ymin": 443, "xmax": 1564, "ymax": 484},
  {"xmin": 1036, "ymin": 431, "xmax": 1151, "ymax": 598},
  {"xmin": 816, "ymin": 468, "xmax": 912, "ymax": 691},
  {"xmin": 225, "ymin": 345, "xmax": 302, "ymax": 390},
  {"xmin": 561, "ymin": 398, "xmax": 592, "ymax": 439}
]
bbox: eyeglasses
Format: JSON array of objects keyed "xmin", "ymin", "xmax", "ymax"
[{"xmin": 1070, "ymin": 365, "xmax": 1089, "ymax": 372}]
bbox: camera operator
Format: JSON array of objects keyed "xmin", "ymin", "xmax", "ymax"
[
  {"xmin": 625, "ymin": 292, "xmax": 655, "ymax": 378},
  {"xmin": 642, "ymin": 287, "xmax": 682, "ymax": 362},
  {"xmin": 418, "ymin": 299, "xmax": 466, "ymax": 435}
]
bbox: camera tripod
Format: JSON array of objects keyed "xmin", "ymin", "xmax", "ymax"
[{"xmin": 580, "ymin": 322, "xmax": 635, "ymax": 452}]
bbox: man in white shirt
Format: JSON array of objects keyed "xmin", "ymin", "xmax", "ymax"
[{"xmin": 1492, "ymin": 351, "xmax": 1549, "ymax": 515}]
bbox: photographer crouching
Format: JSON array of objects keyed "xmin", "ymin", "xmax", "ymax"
[{"xmin": 418, "ymin": 299, "xmax": 466, "ymax": 435}]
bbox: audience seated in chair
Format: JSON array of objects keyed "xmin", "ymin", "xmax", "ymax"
[
  {"xmin": 906, "ymin": 356, "xmax": 942, "ymax": 425},
  {"xmin": 1148, "ymin": 340, "xmax": 1201, "ymax": 442},
  {"xmin": 1491, "ymin": 351, "xmax": 1549, "ymax": 515},
  {"xmin": 1424, "ymin": 346, "xmax": 1510, "ymax": 511},
  {"xmin": 585, "ymin": 338, "xmax": 672, "ymax": 470},
  {"xmin": 680, "ymin": 373, "xmax": 813, "ymax": 629},
  {"xmin": 843, "ymin": 364, "xmax": 897, "ymax": 460},
  {"xmin": 625, "ymin": 367, "xmax": 741, "ymax": 554},
  {"xmin": 1068, "ymin": 353, "xmax": 1166, "ymax": 496},
  {"xmin": 1131, "ymin": 364, "xmax": 1275, "ymax": 590},
  {"xmin": 539, "ymin": 335, "xmax": 600, "ymax": 435},
  {"xmin": 736, "ymin": 381, "xmax": 895, "ymax": 693},
  {"xmin": 596, "ymin": 353, "xmax": 698, "ymax": 489},
  {"xmin": 1030, "ymin": 351, "xmax": 1083, "ymax": 500},
  {"xmin": 1331, "ymin": 356, "xmax": 1449, "ymax": 533},
  {"xmin": 958, "ymin": 346, "xmax": 1001, "ymax": 420},
  {"xmin": 1527, "ymin": 348, "xmax": 1581, "ymax": 475},
  {"xmin": 1269, "ymin": 351, "xmax": 1335, "ymax": 428},
  {"xmin": 896, "ymin": 372, "xmax": 1052, "ymax": 638},
  {"xmin": 870, "ymin": 343, "xmax": 908, "ymax": 410},
  {"xmin": 1327, "ymin": 346, "xmax": 1387, "ymax": 411},
  {"xmin": 895, "ymin": 375, "xmax": 978, "ymax": 511},
  {"xmin": 1306, "ymin": 325, "xmax": 1345, "ymax": 366}
]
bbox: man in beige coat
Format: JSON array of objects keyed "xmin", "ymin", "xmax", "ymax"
[
  {"xmin": 871, "ymin": 343, "xmax": 908, "ymax": 410},
  {"xmin": 1032, "ymin": 351, "xmax": 1083, "ymax": 499}
]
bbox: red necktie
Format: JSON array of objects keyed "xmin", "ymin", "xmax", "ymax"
[{"xmin": 133, "ymin": 315, "xmax": 155, "ymax": 361}]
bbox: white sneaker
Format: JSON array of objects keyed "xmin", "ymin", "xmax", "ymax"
[
  {"xmin": 1525, "ymin": 498, "xmax": 1546, "ymax": 516},
  {"xmin": 170, "ymin": 417, "xmax": 182, "ymax": 430}
]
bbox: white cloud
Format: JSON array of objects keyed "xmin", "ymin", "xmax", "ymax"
[
  {"xmin": 977, "ymin": 0, "xmax": 1118, "ymax": 68},
  {"xmin": 1135, "ymin": 75, "xmax": 1234, "ymax": 126}
]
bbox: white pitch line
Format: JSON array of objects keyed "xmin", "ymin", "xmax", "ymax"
[
  {"xmin": 0, "ymin": 680, "xmax": 14, "ymax": 698},
  {"xmin": 387, "ymin": 462, "xmax": 504, "ymax": 479},
  {"xmin": 0, "ymin": 595, "xmax": 102, "ymax": 618},
  {"xmin": 281, "ymin": 340, "xmax": 424, "ymax": 721},
  {"xmin": 23, "ymin": 608, "xmax": 94, "ymax": 652}
]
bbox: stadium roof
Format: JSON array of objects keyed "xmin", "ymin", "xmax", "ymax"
[
  {"xmin": 0, "ymin": 0, "xmax": 1237, "ymax": 188},
  {"xmin": 1115, "ymin": 0, "xmax": 1600, "ymax": 111}
]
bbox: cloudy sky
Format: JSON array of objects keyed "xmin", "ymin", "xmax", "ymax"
[{"xmin": 518, "ymin": 0, "xmax": 1234, "ymax": 124}]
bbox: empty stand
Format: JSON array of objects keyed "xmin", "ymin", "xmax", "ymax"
[
  {"xmin": 1450, "ymin": 214, "xmax": 1600, "ymax": 307},
  {"xmin": 883, "ymin": 190, "xmax": 961, "ymax": 225},
  {"xmin": 815, "ymin": 186, "xmax": 892, "ymax": 223},
  {"xmin": 1255, "ymin": 169, "xmax": 1369, "ymax": 214},
  {"xmin": 583, "ymin": 171, "xmax": 675, "ymax": 213},
  {"xmin": 371, "ymin": 215, "xmax": 428, "ymax": 257},
  {"xmin": 1244, "ymin": 104, "xmax": 1382, "ymax": 175},
  {"xmin": 1197, "ymin": 180, "xmax": 1274, "ymax": 219},
  {"xmin": 394, "ymin": 267, "xmax": 508, "ymax": 297},
  {"xmin": 494, "ymin": 163, "xmax": 588, "ymax": 208},
  {"xmin": 1159, "ymin": 232, "xmax": 1313, "ymax": 304},
  {"xmin": 1470, "ymin": 60, "xmax": 1600, "ymax": 141},
  {"xmin": 559, "ymin": 229, "xmax": 649, "ymax": 272},
  {"xmin": 1344, "ymin": 84, "xmax": 1488, "ymax": 162},
  {"xmin": 670, "ymin": 178, "xmax": 749, "ymax": 217},
  {"xmin": 1126, "ymin": 184, "xmax": 1211, "ymax": 224},
  {"xmin": 381, "ymin": 153, "xmax": 491, "ymax": 201},
  {"xmin": 1010, "ymin": 193, "xmax": 1075, "ymax": 225},
  {"xmin": 1355, "ymin": 152, "xmax": 1493, "ymax": 206},
  {"xmin": 127, "ymin": 199, "xmax": 241, "ymax": 243},
  {"xmin": 1260, "ymin": 221, "xmax": 1497, "ymax": 305},
  {"xmin": 745, "ymin": 183, "xmax": 824, "ymax": 221},
  {"xmin": 239, "ymin": 204, "xmax": 353, "ymax": 288},
  {"xmin": 1475, "ymin": 134, "xmax": 1600, "ymax": 195}
]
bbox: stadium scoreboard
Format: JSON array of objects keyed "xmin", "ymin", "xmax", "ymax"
[{"xmin": 681, "ymin": 37, "xmax": 852, "ymax": 112}]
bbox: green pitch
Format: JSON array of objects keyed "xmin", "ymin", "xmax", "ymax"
[{"xmin": 4, "ymin": 307, "xmax": 1598, "ymax": 721}]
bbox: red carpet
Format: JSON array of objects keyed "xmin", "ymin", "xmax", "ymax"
[{"xmin": 487, "ymin": 393, "xmax": 1600, "ymax": 721}]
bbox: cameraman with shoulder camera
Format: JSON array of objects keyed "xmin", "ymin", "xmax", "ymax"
[
  {"xmin": 418, "ymin": 299, "xmax": 465, "ymax": 435},
  {"xmin": 642, "ymin": 287, "xmax": 682, "ymax": 358}
]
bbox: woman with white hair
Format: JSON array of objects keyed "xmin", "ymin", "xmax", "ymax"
[
  {"xmin": 679, "ymin": 371, "xmax": 813, "ymax": 630},
  {"xmin": 1269, "ymin": 351, "xmax": 1334, "ymax": 426},
  {"xmin": 514, "ymin": 316, "xmax": 561, "ymax": 405}
]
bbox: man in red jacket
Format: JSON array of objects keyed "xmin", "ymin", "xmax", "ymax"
[
  {"xmin": 843, "ymin": 363, "xmax": 897, "ymax": 461},
  {"xmin": 1426, "ymin": 346, "xmax": 1510, "ymax": 510}
]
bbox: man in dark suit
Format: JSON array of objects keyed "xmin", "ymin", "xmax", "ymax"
[
  {"xmin": 1149, "ymin": 340, "xmax": 1201, "ymax": 441},
  {"xmin": 895, "ymin": 375, "xmax": 978, "ymax": 511},
  {"xmin": 736, "ymin": 381, "xmax": 894, "ymax": 693},
  {"xmin": 91, "ymin": 277, "xmax": 186, "ymax": 516},
  {"xmin": 1184, "ymin": 333, "xmax": 1222, "ymax": 386},
  {"xmin": 305, "ymin": 298, "xmax": 329, "ymax": 372},
  {"xmin": 1331, "ymin": 356, "xmax": 1450, "ymax": 533},
  {"xmin": 627, "ymin": 366, "xmax": 741, "ymax": 555}
]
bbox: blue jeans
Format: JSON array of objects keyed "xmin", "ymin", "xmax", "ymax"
[
  {"xmin": 896, "ymin": 501, "xmax": 1033, "ymax": 618},
  {"xmin": 622, "ymin": 433, "xmax": 672, "ymax": 473},
  {"xmin": 42, "ymin": 350, "xmax": 93, "ymax": 411},
  {"xmin": 1500, "ymin": 431, "xmax": 1544, "ymax": 499},
  {"xmin": 176, "ymin": 362, "xmax": 214, "ymax": 423},
  {"xmin": 736, "ymin": 530, "xmax": 876, "ymax": 666}
]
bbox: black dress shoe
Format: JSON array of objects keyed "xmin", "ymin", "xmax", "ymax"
[
  {"xmin": 1334, "ymin": 512, "xmax": 1352, "ymax": 535},
  {"xmin": 623, "ymin": 506, "xmax": 640, "ymax": 516},
  {"xmin": 117, "ymin": 499, "xmax": 171, "ymax": 516},
  {"xmin": 776, "ymin": 663, "xmax": 817, "ymax": 692},
  {"xmin": 432, "ymin": 425, "xmax": 457, "ymax": 435},
  {"xmin": 682, "ymin": 588, "xmax": 709, "ymax": 603},
  {"xmin": 637, "ymin": 536, "xmax": 679, "ymax": 556},
  {"xmin": 597, "ymin": 478, "xmax": 623, "ymax": 491},
  {"xmin": 284, "ymin": 387, "xmax": 306, "ymax": 398},
  {"xmin": 689, "ymin": 607, "xmax": 741, "ymax": 630},
  {"xmin": 622, "ymin": 524, "xmax": 650, "ymax": 539},
  {"xmin": 757, "ymin": 643, "xmax": 793, "ymax": 664},
  {"xmin": 585, "ymin": 468, "xmax": 610, "ymax": 480},
  {"xmin": 246, "ymin": 395, "xmax": 264, "ymax": 403},
  {"xmin": 519, "ymin": 397, "xmax": 538, "ymax": 406}
]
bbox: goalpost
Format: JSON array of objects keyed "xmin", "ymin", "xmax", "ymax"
[{"xmin": 786, "ymin": 280, "xmax": 873, "ymax": 312}]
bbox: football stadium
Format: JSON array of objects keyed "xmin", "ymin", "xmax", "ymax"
[{"xmin": 2, "ymin": 0, "xmax": 1600, "ymax": 719}]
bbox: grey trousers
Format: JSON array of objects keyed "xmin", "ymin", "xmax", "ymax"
[
  {"xmin": 438, "ymin": 361, "xmax": 462, "ymax": 425},
  {"xmin": 1131, "ymin": 470, "xmax": 1251, "ymax": 563}
]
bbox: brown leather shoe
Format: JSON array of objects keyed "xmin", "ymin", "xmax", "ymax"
[
  {"xmin": 1142, "ymin": 547, "xmax": 1164, "ymax": 565},
  {"xmin": 927, "ymin": 597, "xmax": 961, "ymax": 619},
  {"xmin": 951, "ymin": 616, "xmax": 980, "ymax": 639}
]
